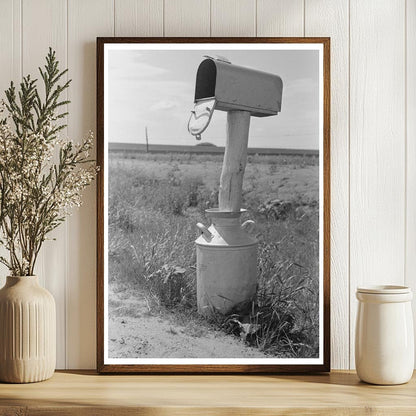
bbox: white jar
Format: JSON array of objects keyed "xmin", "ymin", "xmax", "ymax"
[{"xmin": 355, "ymin": 285, "xmax": 414, "ymax": 385}]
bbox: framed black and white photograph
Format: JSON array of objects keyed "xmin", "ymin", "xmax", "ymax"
[{"xmin": 97, "ymin": 37, "xmax": 330, "ymax": 373}]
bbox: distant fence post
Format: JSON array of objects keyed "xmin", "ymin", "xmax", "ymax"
[{"xmin": 145, "ymin": 126, "xmax": 149, "ymax": 153}]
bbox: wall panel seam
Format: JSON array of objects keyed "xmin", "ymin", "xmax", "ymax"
[
  {"xmin": 64, "ymin": 0, "xmax": 69, "ymax": 369},
  {"xmin": 348, "ymin": 0, "xmax": 351, "ymax": 370},
  {"xmin": 20, "ymin": 0, "xmax": 23, "ymax": 78},
  {"xmin": 303, "ymin": 0, "xmax": 305, "ymax": 36},
  {"xmin": 211, "ymin": 0, "xmax": 213, "ymax": 37},
  {"xmin": 404, "ymin": 0, "xmax": 408, "ymax": 286}
]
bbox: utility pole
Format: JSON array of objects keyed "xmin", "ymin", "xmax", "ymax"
[{"xmin": 145, "ymin": 126, "xmax": 149, "ymax": 153}]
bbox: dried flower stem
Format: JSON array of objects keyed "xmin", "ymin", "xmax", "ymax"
[{"xmin": 0, "ymin": 48, "xmax": 96, "ymax": 276}]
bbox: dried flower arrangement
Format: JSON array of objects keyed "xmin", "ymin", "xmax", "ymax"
[{"xmin": 0, "ymin": 48, "xmax": 96, "ymax": 276}]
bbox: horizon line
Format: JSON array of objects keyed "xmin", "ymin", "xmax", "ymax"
[{"xmin": 108, "ymin": 142, "xmax": 319, "ymax": 155}]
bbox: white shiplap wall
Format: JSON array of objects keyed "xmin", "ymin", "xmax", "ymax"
[{"xmin": 0, "ymin": 0, "xmax": 414, "ymax": 370}]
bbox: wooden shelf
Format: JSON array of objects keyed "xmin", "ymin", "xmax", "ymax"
[{"xmin": 0, "ymin": 370, "xmax": 415, "ymax": 415}]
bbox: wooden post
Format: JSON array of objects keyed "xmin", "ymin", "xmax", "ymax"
[
  {"xmin": 219, "ymin": 111, "xmax": 251, "ymax": 212},
  {"xmin": 145, "ymin": 126, "xmax": 149, "ymax": 153}
]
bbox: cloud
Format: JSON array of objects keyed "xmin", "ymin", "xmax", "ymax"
[
  {"xmin": 109, "ymin": 51, "xmax": 169, "ymax": 81},
  {"xmin": 283, "ymin": 77, "xmax": 317, "ymax": 99},
  {"xmin": 150, "ymin": 100, "xmax": 179, "ymax": 111}
]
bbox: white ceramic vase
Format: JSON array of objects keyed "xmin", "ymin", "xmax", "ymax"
[
  {"xmin": 0, "ymin": 276, "xmax": 56, "ymax": 383},
  {"xmin": 355, "ymin": 285, "xmax": 414, "ymax": 385}
]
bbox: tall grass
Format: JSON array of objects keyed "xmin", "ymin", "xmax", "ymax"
[
  {"xmin": 221, "ymin": 252, "xmax": 319, "ymax": 357},
  {"xmin": 108, "ymin": 152, "xmax": 319, "ymax": 358}
]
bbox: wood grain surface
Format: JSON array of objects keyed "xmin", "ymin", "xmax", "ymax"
[
  {"xmin": 257, "ymin": 0, "xmax": 304, "ymax": 37},
  {"xmin": 165, "ymin": 0, "xmax": 210, "ymax": 37},
  {"xmin": 67, "ymin": 0, "xmax": 114, "ymax": 370},
  {"xmin": 349, "ymin": 0, "xmax": 406, "ymax": 369},
  {"xmin": 406, "ymin": 0, "xmax": 416, "ymax": 366},
  {"xmin": 219, "ymin": 111, "xmax": 251, "ymax": 211},
  {"xmin": 305, "ymin": 0, "xmax": 350, "ymax": 371},
  {"xmin": 22, "ymin": 0, "xmax": 68, "ymax": 369},
  {"xmin": 211, "ymin": 0, "xmax": 256, "ymax": 37},
  {"xmin": 0, "ymin": 371, "xmax": 415, "ymax": 415}
]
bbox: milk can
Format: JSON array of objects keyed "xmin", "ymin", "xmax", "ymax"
[
  {"xmin": 355, "ymin": 285, "xmax": 414, "ymax": 385},
  {"xmin": 195, "ymin": 209, "xmax": 257, "ymax": 316}
]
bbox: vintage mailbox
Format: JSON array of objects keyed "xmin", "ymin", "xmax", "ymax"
[
  {"xmin": 188, "ymin": 57, "xmax": 283, "ymax": 139},
  {"xmin": 195, "ymin": 57, "xmax": 283, "ymax": 116}
]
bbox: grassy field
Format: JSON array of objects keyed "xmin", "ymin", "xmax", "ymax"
[{"xmin": 108, "ymin": 151, "xmax": 320, "ymax": 358}]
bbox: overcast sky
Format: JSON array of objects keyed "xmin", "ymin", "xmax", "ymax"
[{"xmin": 108, "ymin": 48, "xmax": 319, "ymax": 150}]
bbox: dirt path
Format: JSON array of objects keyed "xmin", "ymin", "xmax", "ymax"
[{"xmin": 108, "ymin": 287, "xmax": 268, "ymax": 359}]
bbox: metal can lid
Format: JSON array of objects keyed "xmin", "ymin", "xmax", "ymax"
[{"xmin": 356, "ymin": 285, "xmax": 411, "ymax": 294}]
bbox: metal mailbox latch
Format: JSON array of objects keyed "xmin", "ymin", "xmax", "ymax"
[{"xmin": 187, "ymin": 98, "xmax": 216, "ymax": 140}]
